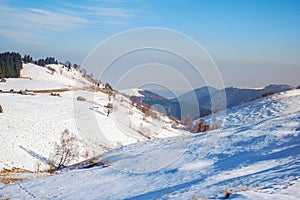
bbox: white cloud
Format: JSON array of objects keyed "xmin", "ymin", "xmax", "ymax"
[
  {"xmin": 79, "ymin": 6, "xmax": 133, "ymax": 18},
  {"xmin": 0, "ymin": 4, "xmax": 89, "ymax": 42},
  {"xmin": 0, "ymin": 2, "xmax": 138, "ymax": 42}
]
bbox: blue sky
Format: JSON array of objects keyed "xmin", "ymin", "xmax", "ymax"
[{"xmin": 0, "ymin": 0, "xmax": 299, "ymax": 89}]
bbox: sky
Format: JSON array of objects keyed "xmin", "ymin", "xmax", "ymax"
[{"xmin": 0, "ymin": 0, "xmax": 300, "ymax": 90}]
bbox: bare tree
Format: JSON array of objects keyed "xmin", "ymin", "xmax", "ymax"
[
  {"xmin": 64, "ymin": 61, "xmax": 72, "ymax": 71},
  {"xmin": 50, "ymin": 129, "xmax": 80, "ymax": 169}
]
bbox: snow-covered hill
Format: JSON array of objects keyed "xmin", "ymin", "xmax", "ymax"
[
  {"xmin": 0, "ymin": 63, "xmax": 190, "ymax": 172},
  {"xmin": 0, "ymin": 63, "xmax": 92, "ymax": 91},
  {"xmin": 1, "ymin": 89, "xmax": 299, "ymax": 199}
]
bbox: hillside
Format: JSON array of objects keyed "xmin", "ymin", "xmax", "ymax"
[
  {"xmin": 0, "ymin": 63, "xmax": 92, "ymax": 91},
  {"xmin": 0, "ymin": 63, "xmax": 190, "ymax": 172},
  {"xmin": 1, "ymin": 89, "xmax": 299, "ymax": 199},
  {"xmin": 127, "ymin": 85, "xmax": 293, "ymax": 120},
  {"xmin": 122, "ymin": 89, "xmax": 210, "ymax": 120}
]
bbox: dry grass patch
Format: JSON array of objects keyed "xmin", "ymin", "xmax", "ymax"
[{"xmin": 0, "ymin": 168, "xmax": 49, "ymax": 184}]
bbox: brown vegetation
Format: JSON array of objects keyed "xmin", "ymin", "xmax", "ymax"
[
  {"xmin": 0, "ymin": 168, "xmax": 49, "ymax": 184},
  {"xmin": 46, "ymin": 66, "xmax": 56, "ymax": 75}
]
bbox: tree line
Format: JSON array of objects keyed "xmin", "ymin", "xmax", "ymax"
[
  {"xmin": 23, "ymin": 54, "xmax": 59, "ymax": 67},
  {"xmin": 0, "ymin": 52, "xmax": 22, "ymax": 78}
]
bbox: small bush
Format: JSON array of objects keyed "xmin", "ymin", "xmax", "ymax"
[
  {"xmin": 18, "ymin": 90, "xmax": 27, "ymax": 95},
  {"xmin": 0, "ymin": 105, "xmax": 3, "ymax": 113},
  {"xmin": 224, "ymin": 190, "xmax": 232, "ymax": 199},
  {"xmin": 51, "ymin": 92, "xmax": 60, "ymax": 97},
  {"xmin": 196, "ymin": 119, "xmax": 210, "ymax": 133}
]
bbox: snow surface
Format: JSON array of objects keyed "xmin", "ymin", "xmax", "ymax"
[
  {"xmin": 0, "ymin": 64, "xmax": 189, "ymax": 172},
  {"xmin": 1, "ymin": 89, "xmax": 300, "ymax": 199}
]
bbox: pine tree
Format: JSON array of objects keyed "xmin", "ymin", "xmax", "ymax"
[{"xmin": 0, "ymin": 52, "xmax": 22, "ymax": 78}]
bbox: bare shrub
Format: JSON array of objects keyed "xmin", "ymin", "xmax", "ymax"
[
  {"xmin": 0, "ymin": 105, "xmax": 3, "ymax": 113},
  {"xmin": 196, "ymin": 119, "xmax": 210, "ymax": 133},
  {"xmin": 196, "ymin": 118, "xmax": 220, "ymax": 133},
  {"xmin": 49, "ymin": 129, "xmax": 81, "ymax": 169}
]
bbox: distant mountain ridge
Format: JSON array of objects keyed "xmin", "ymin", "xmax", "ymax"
[
  {"xmin": 131, "ymin": 89, "xmax": 210, "ymax": 120},
  {"xmin": 125, "ymin": 84, "xmax": 293, "ymax": 120},
  {"xmin": 196, "ymin": 84, "xmax": 293, "ymax": 111}
]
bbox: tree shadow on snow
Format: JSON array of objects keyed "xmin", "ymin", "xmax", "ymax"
[{"xmin": 19, "ymin": 146, "xmax": 54, "ymax": 167}]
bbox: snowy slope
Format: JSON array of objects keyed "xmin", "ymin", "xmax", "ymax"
[
  {"xmin": 0, "ymin": 90, "xmax": 189, "ymax": 171},
  {"xmin": 0, "ymin": 63, "xmax": 92, "ymax": 91},
  {"xmin": 0, "ymin": 81, "xmax": 189, "ymax": 172},
  {"xmin": 1, "ymin": 89, "xmax": 299, "ymax": 199}
]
